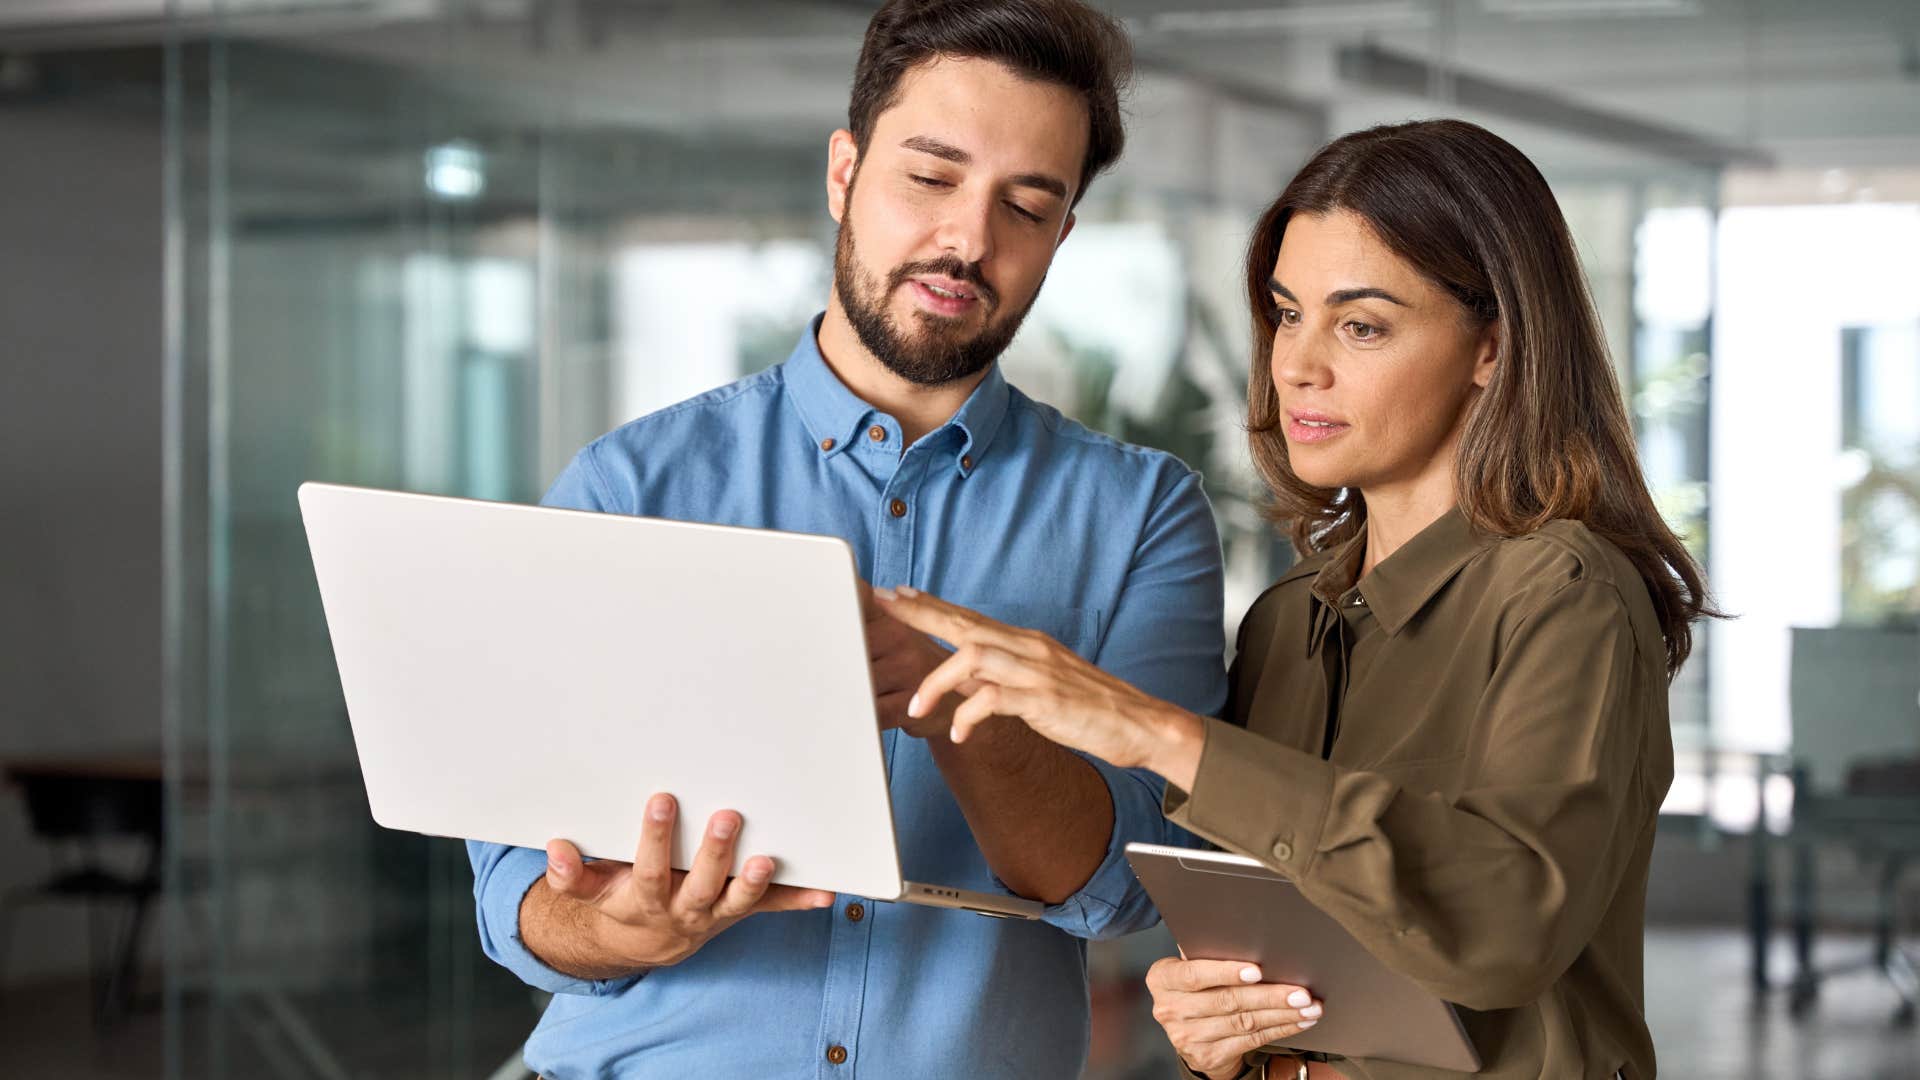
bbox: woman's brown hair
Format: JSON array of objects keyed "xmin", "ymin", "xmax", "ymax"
[{"xmin": 1245, "ymin": 119, "xmax": 1716, "ymax": 676}]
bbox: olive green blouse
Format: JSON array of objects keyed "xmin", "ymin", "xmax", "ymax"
[{"xmin": 1164, "ymin": 508, "xmax": 1673, "ymax": 1080}]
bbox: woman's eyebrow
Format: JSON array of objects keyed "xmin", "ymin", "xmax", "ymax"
[
  {"xmin": 1327, "ymin": 286, "xmax": 1409, "ymax": 307},
  {"xmin": 1269, "ymin": 279, "xmax": 1407, "ymax": 308}
]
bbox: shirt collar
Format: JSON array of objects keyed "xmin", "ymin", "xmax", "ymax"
[
  {"xmin": 784, "ymin": 314, "xmax": 879, "ymax": 457},
  {"xmin": 782, "ymin": 313, "xmax": 1012, "ymax": 476},
  {"xmin": 1308, "ymin": 507, "xmax": 1491, "ymax": 637}
]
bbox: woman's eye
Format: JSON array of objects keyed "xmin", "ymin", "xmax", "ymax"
[
  {"xmin": 1274, "ymin": 306, "xmax": 1301, "ymax": 327},
  {"xmin": 1345, "ymin": 320, "xmax": 1380, "ymax": 340}
]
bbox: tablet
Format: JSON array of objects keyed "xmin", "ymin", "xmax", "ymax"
[{"xmin": 1126, "ymin": 843, "xmax": 1482, "ymax": 1073}]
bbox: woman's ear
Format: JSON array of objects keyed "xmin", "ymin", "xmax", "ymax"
[
  {"xmin": 1471, "ymin": 321, "xmax": 1500, "ymax": 389},
  {"xmin": 825, "ymin": 129, "xmax": 859, "ymax": 224}
]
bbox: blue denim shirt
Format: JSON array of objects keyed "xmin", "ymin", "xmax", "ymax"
[{"xmin": 468, "ymin": 318, "xmax": 1227, "ymax": 1079}]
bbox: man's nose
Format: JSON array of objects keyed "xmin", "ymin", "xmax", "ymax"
[{"xmin": 932, "ymin": 188, "xmax": 994, "ymax": 267}]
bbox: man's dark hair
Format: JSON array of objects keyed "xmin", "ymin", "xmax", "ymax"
[{"xmin": 848, "ymin": 0, "xmax": 1133, "ymax": 207}]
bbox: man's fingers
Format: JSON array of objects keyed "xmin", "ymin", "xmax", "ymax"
[
  {"xmin": 671, "ymin": 809, "xmax": 741, "ymax": 918},
  {"xmin": 751, "ymin": 880, "xmax": 838, "ymax": 913},
  {"xmin": 710, "ymin": 854, "xmax": 776, "ymax": 920},
  {"xmin": 1150, "ymin": 957, "xmax": 1266, "ymax": 994},
  {"xmin": 630, "ymin": 792, "xmax": 677, "ymax": 912},
  {"xmin": 544, "ymin": 839, "xmax": 596, "ymax": 897}
]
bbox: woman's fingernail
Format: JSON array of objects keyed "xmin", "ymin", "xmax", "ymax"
[
  {"xmin": 1301, "ymin": 1003, "xmax": 1322, "ymax": 1019},
  {"xmin": 1298, "ymin": 1019, "xmax": 1317, "ymax": 1030},
  {"xmin": 744, "ymin": 862, "xmax": 769, "ymax": 883},
  {"xmin": 873, "ymin": 587, "xmax": 896, "ymax": 601},
  {"xmin": 948, "ymin": 725, "xmax": 962, "ymax": 743},
  {"xmin": 1287, "ymin": 989, "xmax": 1310, "ymax": 1007},
  {"xmin": 908, "ymin": 693, "xmax": 923, "ymax": 717},
  {"xmin": 1240, "ymin": 966, "xmax": 1262, "ymax": 983},
  {"xmin": 897, "ymin": 585, "xmax": 920, "ymax": 597},
  {"xmin": 648, "ymin": 795, "xmax": 673, "ymax": 822},
  {"xmin": 712, "ymin": 816, "xmax": 737, "ymax": 840}
]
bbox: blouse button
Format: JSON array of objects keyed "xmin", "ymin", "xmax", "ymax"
[{"xmin": 1272, "ymin": 840, "xmax": 1295, "ymax": 862}]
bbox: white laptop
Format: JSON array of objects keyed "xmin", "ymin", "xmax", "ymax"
[{"xmin": 297, "ymin": 481, "xmax": 1042, "ymax": 920}]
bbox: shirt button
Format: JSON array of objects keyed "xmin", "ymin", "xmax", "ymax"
[
  {"xmin": 868, "ymin": 425, "xmax": 887, "ymax": 443},
  {"xmin": 1272, "ymin": 840, "xmax": 1295, "ymax": 862},
  {"xmin": 826, "ymin": 1045, "xmax": 849, "ymax": 1065},
  {"xmin": 889, "ymin": 499, "xmax": 907, "ymax": 518},
  {"xmin": 820, "ymin": 437, "xmax": 836, "ymax": 452},
  {"xmin": 845, "ymin": 902, "xmax": 865, "ymax": 923},
  {"xmin": 960, "ymin": 454, "xmax": 973, "ymax": 471},
  {"xmin": 1350, "ymin": 594, "xmax": 1366, "ymax": 607}
]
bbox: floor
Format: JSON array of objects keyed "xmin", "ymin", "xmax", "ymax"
[{"xmin": 1, "ymin": 928, "xmax": 1915, "ymax": 1078}]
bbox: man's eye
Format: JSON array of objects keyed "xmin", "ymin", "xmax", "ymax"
[
  {"xmin": 1008, "ymin": 203, "xmax": 1042, "ymax": 223},
  {"xmin": 911, "ymin": 175, "xmax": 950, "ymax": 188}
]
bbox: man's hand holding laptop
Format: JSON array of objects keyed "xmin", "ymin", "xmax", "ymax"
[{"xmin": 530, "ymin": 794, "xmax": 835, "ymax": 976}]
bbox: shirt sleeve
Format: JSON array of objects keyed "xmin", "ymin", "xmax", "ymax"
[
  {"xmin": 1163, "ymin": 577, "xmax": 1659, "ymax": 1010},
  {"xmin": 1028, "ymin": 467, "xmax": 1228, "ymax": 940},
  {"xmin": 466, "ymin": 446, "xmax": 642, "ymax": 996}
]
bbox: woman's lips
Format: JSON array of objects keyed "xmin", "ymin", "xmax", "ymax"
[{"xmin": 1286, "ymin": 413, "xmax": 1350, "ymax": 444}]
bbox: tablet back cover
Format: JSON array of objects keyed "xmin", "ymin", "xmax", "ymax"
[{"xmin": 1128, "ymin": 844, "xmax": 1481, "ymax": 1072}]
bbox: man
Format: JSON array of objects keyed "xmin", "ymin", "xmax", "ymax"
[{"xmin": 468, "ymin": 2, "xmax": 1227, "ymax": 1075}]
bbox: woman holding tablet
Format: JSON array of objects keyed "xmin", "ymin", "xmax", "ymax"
[{"xmin": 877, "ymin": 119, "xmax": 1711, "ymax": 1079}]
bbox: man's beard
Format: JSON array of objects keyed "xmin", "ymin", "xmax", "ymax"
[{"xmin": 832, "ymin": 206, "xmax": 1043, "ymax": 387}]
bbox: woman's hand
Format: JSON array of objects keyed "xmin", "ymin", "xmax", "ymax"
[
  {"xmin": 872, "ymin": 587, "xmax": 1204, "ymax": 783},
  {"xmin": 1146, "ymin": 958, "xmax": 1324, "ymax": 1080}
]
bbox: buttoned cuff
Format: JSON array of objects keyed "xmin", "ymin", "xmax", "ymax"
[
  {"xmin": 1004, "ymin": 754, "xmax": 1174, "ymax": 940},
  {"xmin": 470, "ymin": 841, "xmax": 642, "ymax": 997},
  {"xmin": 1161, "ymin": 718, "xmax": 1332, "ymax": 879}
]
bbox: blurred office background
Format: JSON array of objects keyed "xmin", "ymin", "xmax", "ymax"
[{"xmin": 1, "ymin": 0, "xmax": 1917, "ymax": 1076}]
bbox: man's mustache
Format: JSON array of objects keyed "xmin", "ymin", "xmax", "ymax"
[{"xmin": 887, "ymin": 257, "xmax": 997, "ymax": 308}]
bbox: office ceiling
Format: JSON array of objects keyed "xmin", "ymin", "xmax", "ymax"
[{"xmin": 4, "ymin": 1, "xmax": 1917, "ymax": 183}]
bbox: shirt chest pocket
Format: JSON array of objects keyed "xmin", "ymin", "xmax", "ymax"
[{"xmin": 963, "ymin": 602, "xmax": 1102, "ymax": 660}]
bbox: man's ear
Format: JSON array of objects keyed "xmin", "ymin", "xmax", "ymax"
[
  {"xmin": 1055, "ymin": 210, "xmax": 1077, "ymax": 250},
  {"xmin": 1471, "ymin": 321, "xmax": 1500, "ymax": 389},
  {"xmin": 826, "ymin": 129, "xmax": 859, "ymax": 224}
]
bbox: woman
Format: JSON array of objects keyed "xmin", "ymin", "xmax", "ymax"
[{"xmin": 876, "ymin": 118, "xmax": 1713, "ymax": 1079}]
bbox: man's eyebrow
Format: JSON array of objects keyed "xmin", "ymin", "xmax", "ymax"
[
  {"xmin": 901, "ymin": 135, "xmax": 970, "ymax": 164},
  {"xmin": 1008, "ymin": 172, "xmax": 1069, "ymax": 200},
  {"xmin": 901, "ymin": 136, "xmax": 1069, "ymax": 201}
]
